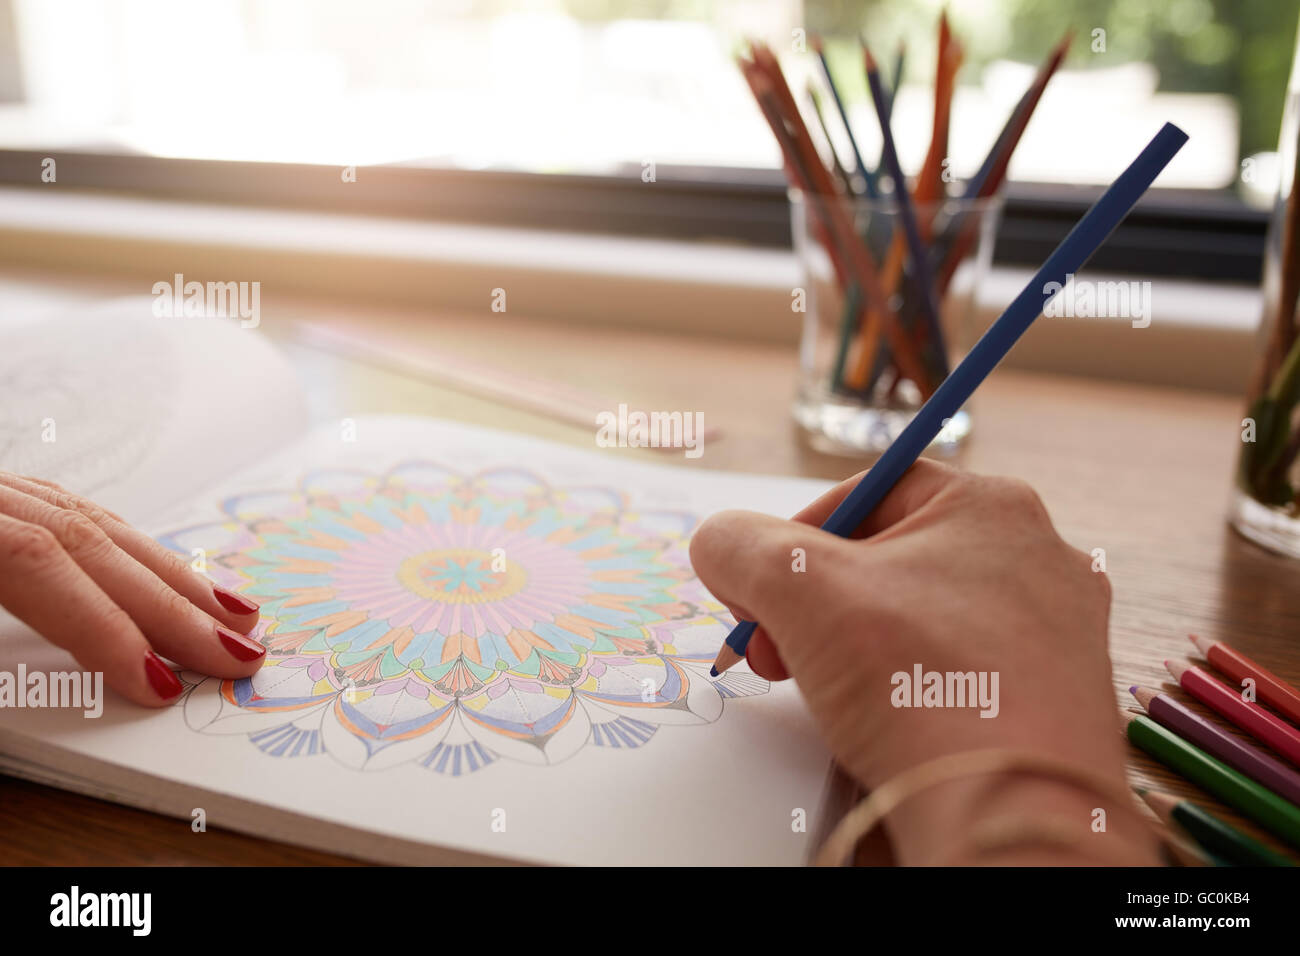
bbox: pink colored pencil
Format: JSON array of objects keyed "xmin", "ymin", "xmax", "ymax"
[{"xmin": 1166, "ymin": 659, "xmax": 1300, "ymax": 768}]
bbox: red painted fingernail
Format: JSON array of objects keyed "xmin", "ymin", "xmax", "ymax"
[
  {"xmin": 218, "ymin": 626, "xmax": 266, "ymax": 662},
  {"xmin": 213, "ymin": 585, "xmax": 259, "ymax": 616},
  {"xmin": 144, "ymin": 652, "xmax": 183, "ymax": 699}
]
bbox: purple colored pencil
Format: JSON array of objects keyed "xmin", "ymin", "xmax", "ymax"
[{"xmin": 1132, "ymin": 685, "xmax": 1300, "ymax": 806}]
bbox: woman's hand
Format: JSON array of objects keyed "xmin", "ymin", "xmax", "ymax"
[
  {"xmin": 0, "ymin": 473, "xmax": 264, "ymax": 706},
  {"xmin": 690, "ymin": 460, "xmax": 1159, "ymax": 865}
]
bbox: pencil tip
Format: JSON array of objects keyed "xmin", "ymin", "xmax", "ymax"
[
  {"xmin": 1130, "ymin": 685, "xmax": 1157, "ymax": 709},
  {"xmin": 710, "ymin": 642, "xmax": 744, "ymax": 678}
]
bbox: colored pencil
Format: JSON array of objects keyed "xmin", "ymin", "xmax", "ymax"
[
  {"xmin": 830, "ymin": 283, "xmax": 863, "ymax": 394},
  {"xmin": 740, "ymin": 61, "xmax": 853, "ymax": 294},
  {"xmin": 1125, "ymin": 713, "xmax": 1300, "ymax": 850},
  {"xmin": 1260, "ymin": 126, "xmax": 1300, "ymax": 389},
  {"xmin": 1137, "ymin": 788, "xmax": 1294, "ymax": 867},
  {"xmin": 812, "ymin": 36, "xmax": 878, "ymax": 197},
  {"xmin": 742, "ymin": 46, "xmax": 933, "ymax": 392},
  {"xmin": 935, "ymin": 31, "xmax": 1071, "ymax": 294},
  {"xmin": 882, "ymin": 41, "xmax": 906, "ymax": 124},
  {"xmin": 740, "ymin": 21, "xmax": 1067, "ymax": 406},
  {"xmin": 709, "ymin": 122, "xmax": 1188, "ymax": 676},
  {"xmin": 1132, "ymin": 685, "xmax": 1300, "ymax": 806},
  {"xmin": 1165, "ymin": 659, "xmax": 1300, "ymax": 767},
  {"xmin": 806, "ymin": 84, "xmax": 855, "ymax": 195},
  {"xmin": 296, "ymin": 322, "xmax": 723, "ymax": 447},
  {"xmin": 962, "ymin": 30, "xmax": 1071, "ymax": 205},
  {"xmin": 865, "ymin": 27, "xmax": 1066, "ymax": 391},
  {"xmin": 863, "ymin": 43, "xmax": 948, "ymax": 379},
  {"xmin": 1190, "ymin": 634, "xmax": 1300, "ymax": 727},
  {"xmin": 915, "ymin": 12, "xmax": 960, "ymax": 212},
  {"xmin": 1244, "ymin": 119, "xmax": 1300, "ymax": 502},
  {"xmin": 846, "ymin": 22, "xmax": 956, "ymax": 393}
]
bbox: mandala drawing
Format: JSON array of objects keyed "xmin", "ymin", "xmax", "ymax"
[{"xmin": 158, "ymin": 462, "xmax": 768, "ymax": 775}]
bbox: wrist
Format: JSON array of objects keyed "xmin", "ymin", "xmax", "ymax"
[
  {"xmin": 819, "ymin": 745, "xmax": 1164, "ymax": 866},
  {"xmin": 885, "ymin": 768, "xmax": 1160, "ymax": 866}
]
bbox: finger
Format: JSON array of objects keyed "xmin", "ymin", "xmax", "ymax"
[
  {"xmin": 6, "ymin": 476, "xmax": 128, "ymax": 524},
  {"xmin": 710, "ymin": 599, "xmax": 788, "ymax": 678},
  {"xmin": 789, "ymin": 458, "xmax": 961, "ymax": 538},
  {"xmin": 689, "ymin": 509, "xmax": 853, "ymax": 640},
  {"xmin": 690, "ymin": 462, "xmax": 961, "ymax": 628},
  {"xmin": 0, "ymin": 513, "xmax": 182, "ymax": 706},
  {"xmin": 0, "ymin": 474, "xmax": 260, "ymax": 634},
  {"xmin": 745, "ymin": 628, "xmax": 790, "ymax": 681},
  {"xmin": 706, "ymin": 595, "xmax": 784, "ymax": 675},
  {"xmin": 716, "ymin": 598, "xmax": 756, "ymax": 626},
  {"xmin": 0, "ymin": 485, "xmax": 264, "ymax": 678}
]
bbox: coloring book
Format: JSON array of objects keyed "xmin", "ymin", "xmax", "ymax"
[{"xmin": 0, "ymin": 305, "xmax": 836, "ymax": 865}]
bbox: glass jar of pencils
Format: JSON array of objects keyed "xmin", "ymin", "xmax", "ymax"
[
  {"xmin": 790, "ymin": 190, "xmax": 1003, "ymax": 456},
  {"xmin": 1231, "ymin": 46, "xmax": 1300, "ymax": 559}
]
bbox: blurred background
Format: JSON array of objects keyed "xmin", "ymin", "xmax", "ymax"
[
  {"xmin": 0, "ymin": 0, "xmax": 1294, "ymax": 385},
  {"xmin": 0, "ymin": 0, "xmax": 1290, "ymax": 187},
  {"xmin": 0, "ymin": 1, "xmax": 1294, "ymax": 257}
]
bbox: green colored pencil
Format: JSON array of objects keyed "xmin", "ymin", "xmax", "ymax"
[
  {"xmin": 1138, "ymin": 787, "xmax": 1295, "ymax": 867},
  {"xmin": 1127, "ymin": 714, "xmax": 1300, "ymax": 850},
  {"xmin": 830, "ymin": 282, "xmax": 863, "ymax": 393}
]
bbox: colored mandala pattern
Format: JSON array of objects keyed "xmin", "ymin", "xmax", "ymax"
[{"xmin": 159, "ymin": 463, "xmax": 767, "ymax": 775}]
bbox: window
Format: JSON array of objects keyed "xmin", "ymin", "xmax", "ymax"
[{"xmin": 0, "ymin": 0, "xmax": 1292, "ymax": 278}]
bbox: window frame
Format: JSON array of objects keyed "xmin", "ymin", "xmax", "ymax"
[{"xmin": 0, "ymin": 148, "xmax": 1268, "ymax": 283}]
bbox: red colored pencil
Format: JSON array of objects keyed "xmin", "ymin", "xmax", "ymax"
[
  {"xmin": 1191, "ymin": 634, "xmax": 1300, "ymax": 727},
  {"xmin": 914, "ymin": 11, "xmax": 961, "ymax": 216},
  {"xmin": 937, "ymin": 30, "xmax": 1070, "ymax": 293},
  {"xmin": 1166, "ymin": 659, "xmax": 1300, "ymax": 768}
]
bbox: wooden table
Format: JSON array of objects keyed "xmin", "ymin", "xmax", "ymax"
[{"xmin": 3, "ymin": 300, "xmax": 1297, "ymax": 864}]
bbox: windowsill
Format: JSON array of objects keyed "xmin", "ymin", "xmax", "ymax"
[{"xmin": 0, "ymin": 185, "xmax": 1263, "ymax": 392}]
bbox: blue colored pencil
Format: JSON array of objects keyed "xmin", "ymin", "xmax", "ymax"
[
  {"xmin": 709, "ymin": 122, "xmax": 1189, "ymax": 676},
  {"xmin": 813, "ymin": 37, "xmax": 879, "ymax": 198},
  {"xmin": 863, "ymin": 43, "xmax": 948, "ymax": 379},
  {"xmin": 882, "ymin": 41, "xmax": 906, "ymax": 124}
]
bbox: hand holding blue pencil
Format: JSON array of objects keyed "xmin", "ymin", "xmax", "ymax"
[{"xmin": 710, "ymin": 122, "xmax": 1189, "ymax": 677}]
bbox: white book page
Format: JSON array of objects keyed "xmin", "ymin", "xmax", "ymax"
[
  {"xmin": 0, "ymin": 298, "xmax": 308, "ymax": 522},
  {"xmin": 0, "ymin": 417, "xmax": 836, "ymax": 865}
]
